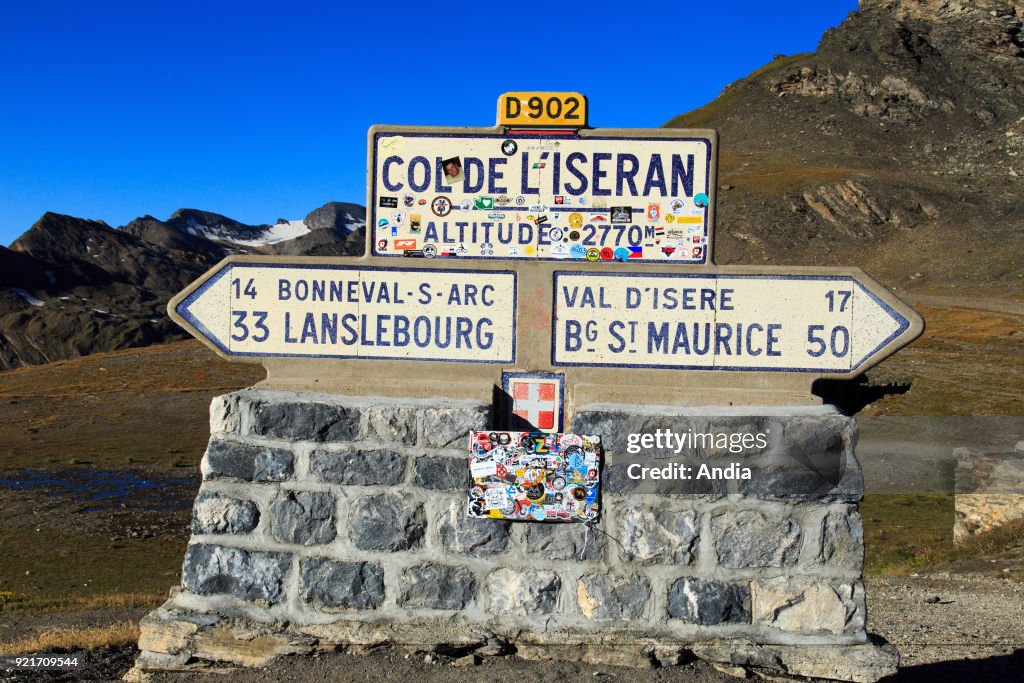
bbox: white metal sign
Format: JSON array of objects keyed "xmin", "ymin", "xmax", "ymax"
[
  {"xmin": 369, "ymin": 131, "xmax": 714, "ymax": 264},
  {"xmin": 552, "ymin": 272, "xmax": 916, "ymax": 373},
  {"xmin": 174, "ymin": 262, "xmax": 517, "ymax": 363}
]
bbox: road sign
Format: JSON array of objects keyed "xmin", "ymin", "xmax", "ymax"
[
  {"xmin": 168, "ymin": 93, "xmax": 922, "ymax": 404},
  {"xmin": 552, "ymin": 271, "xmax": 921, "ymax": 373},
  {"xmin": 498, "ymin": 92, "xmax": 588, "ymax": 127},
  {"xmin": 172, "ymin": 261, "xmax": 517, "ymax": 363},
  {"xmin": 368, "ymin": 128, "xmax": 716, "ymax": 265}
]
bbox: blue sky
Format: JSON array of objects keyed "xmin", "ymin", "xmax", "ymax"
[{"xmin": 0, "ymin": 1, "xmax": 857, "ymax": 246}]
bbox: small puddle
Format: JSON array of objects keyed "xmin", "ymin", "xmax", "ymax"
[{"xmin": 0, "ymin": 469, "xmax": 197, "ymax": 511}]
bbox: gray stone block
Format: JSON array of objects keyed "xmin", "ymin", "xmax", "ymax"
[
  {"xmin": 780, "ymin": 415, "xmax": 853, "ymax": 460},
  {"xmin": 210, "ymin": 393, "xmax": 241, "ymax": 434},
  {"xmin": 752, "ymin": 577, "xmax": 865, "ymax": 636},
  {"xmin": 309, "ymin": 448, "xmax": 405, "ymax": 486},
  {"xmin": 668, "ymin": 577, "xmax": 750, "ymax": 624},
  {"xmin": 601, "ymin": 463, "xmax": 639, "ymax": 495},
  {"xmin": 270, "ymin": 490, "xmax": 336, "ymax": 545},
  {"xmin": 414, "ymin": 456, "xmax": 468, "ymax": 491},
  {"xmin": 711, "ymin": 509, "xmax": 801, "ymax": 568},
  {"xmin": 249, "ymin": 399, "xmax": 361, "ymax": 442},
  {"xmin": 192, "ymin": 493, "xmax": 259, "ymax": 535},
  {"xmin": 619, "ymin": 507, "xmax": 699, "ymax": 565},
  {"xmin": 522, "ymin": 523, "xmax": 604, "ymax": 561},
  {"xmin": 365, "ymin": 405, "xmax": 418, "ymax": 445},
  {"xmin": 438, "ymin": 502, "xmax": 510, "ymax": 555},
  {"xmin": 819, "ymin": 508, "xmax": 865, "ymax": 573},
  {"xmin": 182, "ymin": 544, "xmax": 291, "ymax": 604},
  {"xmin": 300, "ymin": 557, "xmax": 384, "ymax": 610},
  {"xmin": 204, "ymin": 438, "xmax": 293, "ymax": 482},
  {"xmin": 576, "ymin": 573, "xmax": 650, "ymax": 620},
  {"xmin": 420, "ymin": 405, "xmax": 489, "ymax": 448},
  {"xmin": 731, "ymin": 416, "xmax": 862, "ymax": 501},
  {"xmin": 690, "ymin": 638, "xmax": 897, "ymax": 682},
  {"xmin": 486, "ymin": 568, "xmax": 560, "ymax": 616},
  {"xmin": 399, "ymin": 564, "xmax": 477, "ymax": 610},
  {"xmin": 350, "ymin": 493, "xmax": 426, "ymax": 551}
]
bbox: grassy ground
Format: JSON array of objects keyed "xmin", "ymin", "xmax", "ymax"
[
  {"xmin": 0, "ymin": 340, "xmax": 264, "ymax": 469},
  {"xmin": 863, "ymin": 494, "xmax": 1024, "ymax": 579},
  {"xmin": 862, "ymin": 494, "xmax": 955, "ymax": 574},
  {"xmin": 0, "ymin": 621, "xmax": 140, "ymax": 656},
  {"xmin": 0, "ymin": 526, "xmax": 187, "ymax": 606},
  {"xmin": 859, "ymin": 305, "xmax": 1023, "ymax": 417},
  {"xmin": 0, "ymin": 341, "xmax": 259, "ymax": 612}
]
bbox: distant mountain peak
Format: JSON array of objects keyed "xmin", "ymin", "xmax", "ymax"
[
  {"xmin": 0, "ymin": 199, "xmax": 368, "ymax": 370},
  {"xmin": 303, "ymin": 201, "xmax": 366, "ymax": 232}
]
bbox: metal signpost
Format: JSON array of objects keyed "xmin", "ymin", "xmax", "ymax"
[{"xmin": 169, "ymin": 92, "xmax": 923, "ymax": 408}]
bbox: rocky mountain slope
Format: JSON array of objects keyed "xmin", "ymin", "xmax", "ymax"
[
  {"xmin": 672, "ymin": 0, "xmax": 1023, "ymax": 299},
  {"xmin": 0, "ymin": 204, "xmax": 364, "ymax": 370}
]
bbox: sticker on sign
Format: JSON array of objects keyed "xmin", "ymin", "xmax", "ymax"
[
  {"xmin": 173, "ymin": 262, "xmax": 517, "ymax": 363},
  {"xmin": 370, "ymin": 130, "xmax": 715, "ymax": 264},
  {"xmin": 551, "ymin": 271, "xmax": 921, "ymax": 375}
]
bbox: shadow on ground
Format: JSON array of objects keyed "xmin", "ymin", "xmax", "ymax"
[{"xmin": 892, "ymin": 650, "xmax": 1024, "ymax": 681}]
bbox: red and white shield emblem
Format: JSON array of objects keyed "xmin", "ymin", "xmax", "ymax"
[{"xmin": 509, "ymin": 378, "xmax": 560, "ymax": 432}]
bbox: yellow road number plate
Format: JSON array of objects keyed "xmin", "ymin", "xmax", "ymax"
[{"xmin": 498, "ymin": 92, "xmax": 587, "ymax": 127}]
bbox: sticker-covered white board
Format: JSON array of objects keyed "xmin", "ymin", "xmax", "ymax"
[
  {"xmin": 370, "ymin": 132, "xmax": 713, "ymax": 264},
  {"xmin": 175, "ymin": 263, "xmax": 517, "ymax": 363},
  {"xmin": 552, "ymin": 272, "xmax": 911, "ymax": 373}
]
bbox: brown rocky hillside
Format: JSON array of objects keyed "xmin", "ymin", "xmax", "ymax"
[{"xmin": 670, "ymin": 0, "xmax": 1023, "ymax": 300}]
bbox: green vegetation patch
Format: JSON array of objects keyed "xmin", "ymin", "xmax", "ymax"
[{"xmin": 863, "ymin": 493, "xmax": 955, "ymax": 575}]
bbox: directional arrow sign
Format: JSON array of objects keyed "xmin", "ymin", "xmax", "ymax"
[
  {"xmin": 551, "ymin": 271, "xmax": 923, "ymax": 374},
  {"xmin": 171, "ymin": 261, "xmax": 517, "ymax": 364}
]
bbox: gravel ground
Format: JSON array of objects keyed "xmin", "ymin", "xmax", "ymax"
[
  {"xmin": 866, "ymin": 574, "xmax": 1024, "ymax": 680},
  {"xmin": 144, "ymin": 649, "xmax": 738, "ymax": 683}
]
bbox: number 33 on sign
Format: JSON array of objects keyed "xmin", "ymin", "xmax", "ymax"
[{"xmin": 498, "ymin": 92, "xmax": 587, "ymax": 127}]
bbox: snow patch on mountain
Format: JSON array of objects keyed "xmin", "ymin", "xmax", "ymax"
[
  {"xmin": 344, "ymin": 213, "xmax": 366, "ymax": 230},
  {"xmin": 184, "ymin": 218, "xmax": 311, "ymax": 246},
  {"xmin": 12, "ymin": 288, "xmax": 44, "ymax": 306},
  {"xmin": 233, "ymin": 220, "xmax": 312, "ymax": 246}
]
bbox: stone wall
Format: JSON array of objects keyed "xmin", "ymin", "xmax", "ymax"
[{"xmin": 131, "ymin": 389, "xmax": 897, "ymax": 682}]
